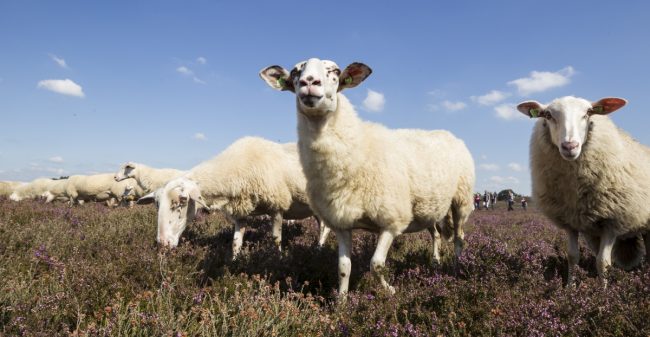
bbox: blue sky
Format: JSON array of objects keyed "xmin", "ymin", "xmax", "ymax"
[{"xmin": 1, "ymin": 1, "xmax": 649, "ymax": 195}]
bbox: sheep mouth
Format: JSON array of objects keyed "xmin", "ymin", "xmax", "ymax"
[
  {"xmin": 299, "ymin": 94, "xmax": 323, "ymax": 107},
  {"xmin": 560, "ymin": 149, "xmax": 580, "ymax": 161}
]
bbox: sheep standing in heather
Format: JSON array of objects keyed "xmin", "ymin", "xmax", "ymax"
[
  {"xmin": 260, "ymin": 58, "xmax": 475, "ymax": 295},
  {"xmin": 1, "ymin": 181, "xmax": 25, "ymax": 197},
  {"xmin": 139, "ymin": 137, "xmax": 329, "ymax": 257},
  {"xmin": 517, "ymin": 96, "xmax": 650, "ymax": 286},
  {"xmin": 114, "ymin": 162, "xmax": 185, "ymax": 193},
  {"xmin": 10, "ymin": 178, "xmax": 56, "ymax": 201}
]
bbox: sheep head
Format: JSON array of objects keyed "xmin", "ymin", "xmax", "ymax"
[
  {"xmin": 153, "ymin": 177, "xmax": 208, "ymax": 247},
  {"xmin": 115, "ymin": 162, "xmax": 137, "ymax": 182},
  {"xmin": 260, "ymin": 58, "xmax": 372, "ymax": 118},
  {"xmin": 517, "ymin": 96, "xmax": 626, "ymax": 161}
]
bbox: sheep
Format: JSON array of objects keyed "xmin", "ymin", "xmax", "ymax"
[
  {"xmin": 138, "ymin": 137, "xmax": 330, "ymax": 257},
  {"xmin": 65, "ymin": 173, "xmax": 135, "ymax": 205},
  {"xmin": 114, "ymin": 162, "xmax": 185, "ymax": 193},
  {"xmin": 260, "ymin": 58, "xmax": 475, "ymax": 296},
  {"xmin": 517, "ymin": 96, "xmax": 650, "ymax": 286},
  {"xmin": 0, "ymin": 181, "xmax": 25, "ymax": 197},
  {"xmin": 42, "ymin": 178, "xmax": 72, "ymax": 203},
  {"xmin": 10, "ymin": 178, "xmax": 56, "ymax": 201}
]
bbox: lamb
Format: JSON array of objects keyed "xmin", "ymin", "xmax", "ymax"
[
  {"xmin": 517, "ymin": 96, "xmax": 650, "ymax": 286},
  {"xmin": 138, "ymin": 137, "xmax": 330, "ymax": 257},
  {"xmin": 0, "ymin": 181, "xmax": 25, "ymax": 197},
  {"xmin": 114, "ymin": 162, "xmax": 185, "ymax": 193},
  {"xmin": 260, "ymin": 58, "xmax": 475, "ymax": 295}
]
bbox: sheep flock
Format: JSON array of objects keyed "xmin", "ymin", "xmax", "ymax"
[{"xmin": 3, "ymin": 58, "xmax": 649, "ymax": 296}]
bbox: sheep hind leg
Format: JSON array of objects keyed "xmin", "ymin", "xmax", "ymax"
[
  {"xmin": 451, "ymin": 202, "xmax": 470, "ymax": 260},
  {"xmin": 317, "ymin": 217, "xmax": 331, "ymax": 247},
  {"xmin": 597, "ymin": 230, "xmax": 616, "ymax": 288},
  {"xmin": 427, "ymin": 225, "xmax": 442, "ymax": 265},
  {"xmin": 371, "ymin": 231, "xmax": 396, "ymax": 294},
  {"xmin": 644, "ymin": 232, "xmax": 650, "ymax": 263},
  {"xmin": 566, "ymin": 229, "xmax": 580, "ymax": 287},
  {"xmin": 232, "ymin": 219, "xmax": 247, "ymax": 260},
  {"xmin": 271, "ymin": 213, "xmax": 283, "ymax": 252},
  {"xmin": 336, "ymin": 229, "xmax": 352, "ymax": 299}
]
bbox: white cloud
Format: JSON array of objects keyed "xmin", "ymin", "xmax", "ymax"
[
  {"xmin": 49, "ymin": 54, "xmax": 68, "ymax": 69},
  {"xmin": 193, "ymin": 77, "xmax": 206, "ymax": 84},
  {"xmin": 176, "ymin": 66, "xmax": 193, "ymax": 76},
  {"xmin": 490, "ymin": 175, "xmax": 520, "ymax": 185},
  {"xmin": 362, "ymin": 89, "xmax": 385, "ymax": 112},
  {"xmin": 508, "ymin": 66, "xmax": 575, "ymax": 96},
  {"xmin": 49, "ymin": 156, "xmax": 64, "ymax": 163},
  {"xmin": 37, "ymin": 79, "xmax": 84, "ymax": 97},
  {"xmin": 193, "ymin": 132, "xmax": 207, "ymax": 141},
  {"xmin": 471, "ymin": 90, "xmax": 510, "ymax": 106},
  {"xmin": 508, "ymin": 163, "xmax": 523, "ymax": 172},
  {"xmin": 441, "ymin": 100, "xmax": 467, "ymax": 111},
  {"xmin": 479, "ymin": 163, "xmax": 500, "ymax": 171},
  {"xmin": 494, "ymin": 103, "xmax": 525, "ymax": 120},
  {"xmin": 197, "ymin": 57, "xmax": 207, "ymax": 64}
]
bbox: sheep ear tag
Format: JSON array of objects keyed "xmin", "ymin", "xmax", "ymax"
[
  {"xmin": 529, "ymin": 108, "xmax": 539, "ymax": 118},
  {"xmin": 593, "ymin": 106, "xmax": 604, "ymax": 114},
  {"xmin": 277, "ymin": 77, "xmax": 287, "ymax": 89}
]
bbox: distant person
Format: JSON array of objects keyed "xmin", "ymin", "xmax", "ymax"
[
  {"xmin": 521, "ymin": 197, "xmax": 528, "ymax": 210},
  {"xmin": 474, "ymin": 193, "xmax": 481, "ymax": 210},
  {"xmin": 483, "ymin": 191, "xmax": 489, "ymax": 209},
  {"xmin": 507, "ymin": 191, "xmax": 514, "ymax": 211},
  {"xmin": 491, "ymin": 192, "xmax": 497, "ymax": 209}
]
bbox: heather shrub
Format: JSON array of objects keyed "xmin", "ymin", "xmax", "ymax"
[{"xmin": 1, "ymin": 197, "xmax": 649, "ymax": 336}]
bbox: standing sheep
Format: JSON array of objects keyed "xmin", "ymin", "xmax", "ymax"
[
  {"xmin": 0, "ymin": 181, "xmax": 25, "ymax": 197},
  {"xmin": 517, "ymin": 96, "xmax": 650, "ymax": 286},
  {"xmin": 10, "ymin": 178, "xmax": 55, "ymax": 201},
  {"xmin": 260, "ymin": 58, "xmax": 475, "ymax": 295},
  {"xmin": 139, "ymin": 137, "xmax": 329, "ymax": 257},
  {"xmin": 114, "ymin": 162, "xmax": 185, "ymax": 193}
]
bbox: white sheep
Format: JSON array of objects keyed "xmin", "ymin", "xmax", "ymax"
[
  {"xmin": 260, "ymin": 58, "xmax": 475, "ymax": 295},
  {"xmin": 139, "ymin": 137, "xmax": 330, "ymax": 257},
  {"xmin": 114, "ymin": 162, "xmax": 185, "ymax": 193},
  {"xmin": 42, "ymin": 178, "xmax": 72, "ymax": 203},
  {"xmin": 10, "ymin": 178, "xmax": 56, "ymax": 201},
  {"xmin": 0, "ymin": 181, "xmax": 25, "ymax": 197},
  {"xmin": 517, "ymin": 96, "xmax": 650, "ymax": 286},
  {"xmin": 66, "ymin": 173, "xmax": 130, "ymax": 205}
]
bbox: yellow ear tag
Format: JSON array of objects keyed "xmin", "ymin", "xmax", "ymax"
[
  {"xmin": 344, "ymin": 77, "xmax": 353, "ymax": 85},
  {"xmin": 277, "ymin": 77, "xmax": 286, "ymax": 88},
  {"xmin": 530, "ymin": 109, "xmax": 539, "ymax": 118}
]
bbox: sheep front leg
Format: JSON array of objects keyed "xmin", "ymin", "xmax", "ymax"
[
  {"xmin": 597, "ymin": 230, "xmax": 616, "ymax": 288},
  {"xmin": 336, "ymin": 229, "xmax": 352, "ymax": 298},
  {"xmin": 427, "ymin": 226, "xmax": 441, "ymax": 265},
  {"xmin": 371, "ymin": 231, "xmax": 396, "ymax": 294},
  {"xmin": 271, "ymin": 213, "xmax": 283, "ymax": 252},
  {"xmin": 644, "ymin": 233, "xmax": 650, "ymax": 262},
  {"xmin": 566, "ymin": 229, "xmax": 580, "ymax": 287},
  {"xmin": 316, "ymin": 217, "xmax": 331, "ymax": 247},
  {"xmin": 232, "ymin": 220, "xmax": 246, "ymax": 260}
]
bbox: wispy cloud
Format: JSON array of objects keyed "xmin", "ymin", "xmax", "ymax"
[
  {"xmin": 197, "ymin": 57, "xmax": 207, "ymax": 65},
  {"xmin": 176, "ymin": 66, "xmax": 206, "ymax": 84},
  {"xmin": 508, "ymin": 66, "xmax": 575, "ymax": 96},
  {"xmin": 37, "ymin": 79, "xmax": 84, "ymax": 97},
  {"xmin": 494, "ymin": 103, "xmax": 525, "ymax": 120},
  {"xmin": 193, "ymin": 132, "xmax": 207, "ymax": 141},
  {"xmin": 508, "ymin": 163, "xmax": 523, "ymax": 172},
  {"xmin": 441, "ymin": 100, "xmax": 467, "ymax": 111},
  {"xmin": 471, "ymin": 90, "xmax": 510, "ymax": 106},
  {"xmin": 49, "ymin": 53, "xmax": 68, "ymax": 69},
  {"xmin": 479, "ymin": 163, "xmax": 500, "ymax": 171},
  {"xmin": 48, "ymin": 156, "xmax": 64, "ymax": 163},
  {"xmin": 362, "ymin": 89, "xmax": 385, "ymax": 112},
  {"xmin": 490, "ymin": 175, "xmax": 520, "ymax": 185}
]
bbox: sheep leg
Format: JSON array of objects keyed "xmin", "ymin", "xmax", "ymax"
[
  {"xmin": 427, "ymin": 226, "xmax": 441, "ymax": 265},
  {"xmin": 451, "ymin": 204, "xmax": 468, "ymax": 260},
  {"xmin": 644, "ymin": 233, "xmax": 650, "ymax": 262},
  {"xmin": 316, "ymin": 217, "xmax": 331, "ymax": 247},
  {"xmin": 371, "ymin": 231, "xmax": 396, "ymax": 294},
  {"xmin": 271, "ymin": 212, "xmax": 283, "ymax": 252},
  {"xmin": 336, "ymin": 229, "xmax": 352, "ymax": 297},
  {"xmin": 232, "ymin": 220, "xmax": 247, "ymax": 260},
  {"xmin": 597, "ymin": 230, "xmax": 616, "ymax": 288},
  {"xmin": 566, "ymin": 229, "xmax": 580, "ymax": 287}
]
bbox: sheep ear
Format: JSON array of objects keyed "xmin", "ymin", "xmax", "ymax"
[
  {"xmin": 517, "ymin": 101, "xmax": 545, "ymax": 118},
  {"xmin": 188, "ymin": 187, "xmax": 209, "ymax": 209},
  {"xmin": 590, "ymin": 97, "xmax": 627, "ymax": 115},
  {"xmin": 137, "ymin": 192, "xmax": 156, "ymax": 205},
  {"xmin": 338, "ymin": 62, "xmax": 372, "ymax": 91},
  {"xmin": 259, "ymin": 65, "xmax": 294, "ymax": 92}
]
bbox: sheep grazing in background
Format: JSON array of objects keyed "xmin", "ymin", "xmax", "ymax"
[
  {"xmin": 10, "ymin": 178, "xmax": 56, "ymax": 201},
  {"xmin": 0, "ymin": 181, "xmax": 25, "ymax": 197},
  {"xmin": 66, "ymin": 174, "xmax": 138, "ymax": 206},
  {"xmin": 260, "ymin": 58, "xmax": 475, "ymax": 296},
  {"xmin": 517, "ymin": 96, "xmax": 650, "ymax": 286},
  {"xmin": 114, "ymin": 162, "xmax": 185, "ymax": 193},
  {"xmin": 138, "ymin": 137, "xmax": 330, "ymax": 257}
]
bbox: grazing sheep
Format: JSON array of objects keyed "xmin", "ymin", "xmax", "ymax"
[
  {"xmin": 10, "ymin": 178, "xmax": 55, "ymax": 201},
  {"xmin": 517, "ymin": 96, "xmax": 650, "ymax": 286},
  {"xmin": 66, "ymin": 173, "xmax": 126, "ymax": 205},
  {"xmin": 42, "ymin": 178, "xmax": 72, "ymax": 203},
  {"xmin": 0, "ymin": 181, "xmax": 24, "ymax": 197},
  {"xmin": 139, "ymin": 137, "xmax": 329, "ymax": 257},
  {"xmin": 260, "ymin": 58, "xmax": 475, "ymax": 295},
  {"xmin": 114, "ymin": 162, "xmax": 185, "ymax": 193}
]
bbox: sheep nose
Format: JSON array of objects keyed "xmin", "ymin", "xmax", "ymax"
[
  {"xmin": 299, "ymin": 75, "xmax": 322, "ymax": 87},
  {"xmin": 561, "ymin": 141, "xmax": 579, "ymax": 151}
]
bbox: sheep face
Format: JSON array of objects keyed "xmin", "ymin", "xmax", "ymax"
[
  {"xmin": 260, "ymin": 58, "xmax": 372, "ymax": 117},
  {"xmin": 517, "ymin": 96, "xmax": 626, "ymax": 161},
  {"xmin": 154, "ymin": 177, "xmax": 208, "ymax": 247},
  {"xmin": 115, "ymin": 162, "xmax": 136, "ymax": 182}
]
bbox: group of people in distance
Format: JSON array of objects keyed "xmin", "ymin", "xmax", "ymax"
[{"xmin": 473, "ymin": 190, "xmax": 527, "ymax": 211}]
